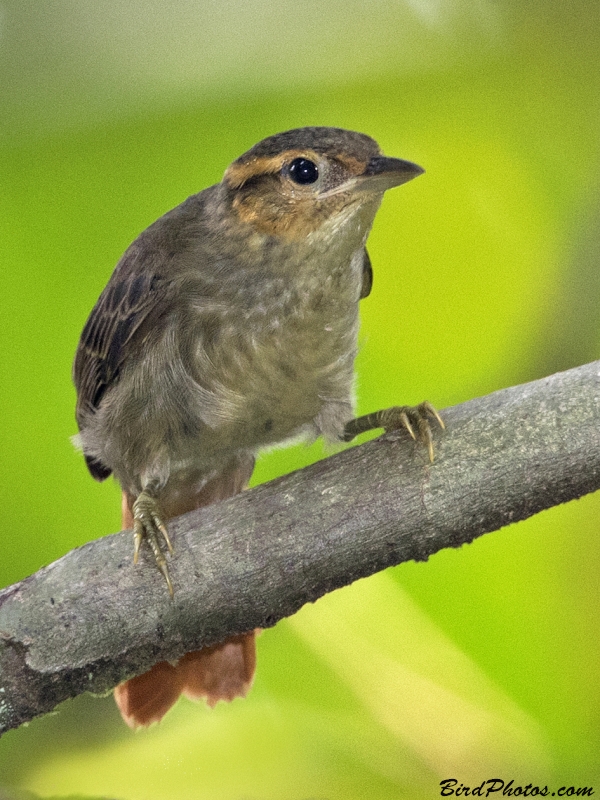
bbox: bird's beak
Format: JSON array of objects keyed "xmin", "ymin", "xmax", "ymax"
[
  {"xmin": 359, "ymin": 155, "xmax": 424, "ymax": 192},
  {"xmin": 318, "ymin": 156, "xmax": 424, "ymax": 200}
]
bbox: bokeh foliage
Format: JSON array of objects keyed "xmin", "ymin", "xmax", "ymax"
[{"xmin": 1, "ymin": 0, "xmax": 599, "ymax": 797}]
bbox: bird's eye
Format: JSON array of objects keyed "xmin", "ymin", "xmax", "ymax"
[{"xmin": 288, "ymin": 158, "xmax": 319, "ymax": 185}]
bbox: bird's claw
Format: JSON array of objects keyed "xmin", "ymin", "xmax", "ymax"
[
  {"xmin": 384, "ymin": 401, "xmax": 444, "ymax": 462},
  {"xmin": 343, "ymin": 401, "xmax": 444, "ymax": 462},
  {"xmin": 132, "ymin": 491, "xmax": 174, "ymax": 596}
]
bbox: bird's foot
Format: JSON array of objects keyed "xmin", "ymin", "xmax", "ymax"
[
  {"xmin": 343, "ymin": 401, "xmax": 445, "ymax": 462},
  {"xmin": 132, "ymin": 490, "xmax": 174, "ymax": 596}
]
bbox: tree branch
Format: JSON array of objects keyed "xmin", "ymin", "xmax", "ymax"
[{"xmin": 2, "ymin": 361, "xmax": 600, "ymax": 735}]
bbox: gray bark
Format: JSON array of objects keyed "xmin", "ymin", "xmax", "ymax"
[{"xmin": 1, "ymin": 361, "xmax": 600, "ymax": 735}]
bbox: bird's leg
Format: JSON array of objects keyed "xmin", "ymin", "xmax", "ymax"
[
  {"xmin": 132, "ymin": 482, "xmax": 174, "ymax": 596},
  {"xmin": 342, "ymin": 401, "xmax": 445, "ymax": 462}
]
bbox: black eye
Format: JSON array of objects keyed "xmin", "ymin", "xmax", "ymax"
[{"xmin": 288, "ymin": 158, "xmax": 319, "ymax": 185}]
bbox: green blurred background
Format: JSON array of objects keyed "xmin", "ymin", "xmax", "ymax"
[{"xmin": 1, "ymin": 0, "xmax": 600, "ymax": 797}]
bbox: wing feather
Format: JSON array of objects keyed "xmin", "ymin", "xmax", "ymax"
[
  {"xmin": 360, "ymin": 248, "xmax": 373, "ymax": 299},
  {"xmin": 73, "ymin": 245, "xmax": 170, "ymax": 479}
]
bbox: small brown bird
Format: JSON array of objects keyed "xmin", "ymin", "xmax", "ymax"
[{"xmin": 73, "ymin": 126, "xmax": 442, "ymax": 728}]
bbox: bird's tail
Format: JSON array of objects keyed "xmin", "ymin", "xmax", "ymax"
[{"xmin": 114, "ymin": 455, "xmax": 257, "ymax": 729}]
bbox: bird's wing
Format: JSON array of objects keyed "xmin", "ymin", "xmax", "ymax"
[
  {"xmin": 73, "ymin": 244, "xmax": 171, "ymax": 478},
  {"xmin": 360, "ymin": 247, "xmax": 373, "ymax": 299}
]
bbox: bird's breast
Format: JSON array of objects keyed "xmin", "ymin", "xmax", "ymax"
[{"xmin": 190, "ymin": 249, "xmax": 364, "ymax": 449}]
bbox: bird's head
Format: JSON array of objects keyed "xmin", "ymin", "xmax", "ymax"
[{"xmin": 222, "ymin": 127, "xmax": 423, "ymax": 243}]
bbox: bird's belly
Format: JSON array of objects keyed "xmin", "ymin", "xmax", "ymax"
[
  {"xmin": 93, "ymin": 303, "xmax": 359, "ymax": 491},
  {"xmin": 208, "ymin": 354, "xmax": 351, "ymax": 449},
  {"xmin": 194, "ymin": 313, "xmax": 359, "ymax": 453}
]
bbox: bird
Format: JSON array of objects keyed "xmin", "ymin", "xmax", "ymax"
[{"xmin": 73, "ymin": 126, "xmax": 442, "ymax": 728}]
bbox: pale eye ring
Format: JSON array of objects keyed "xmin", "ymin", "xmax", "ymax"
[{"xmin": 288, "ymin": 158, "xmax": 319, "ymax": 185}]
